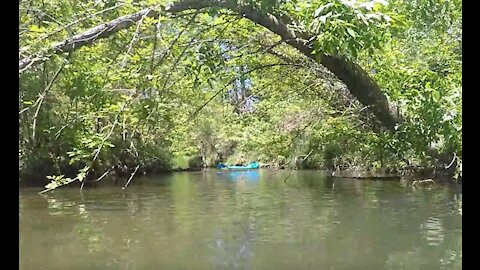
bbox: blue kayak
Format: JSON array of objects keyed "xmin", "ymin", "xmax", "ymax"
[{"xmin": 216, "ymin": 162, "xmax": 260, "ymax": 170}]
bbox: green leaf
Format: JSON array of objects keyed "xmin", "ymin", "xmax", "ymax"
[
  {"xmin": 314, "ymin": 3, "xmax": 334, "ymax": 17},
  {"xmin": 29, "ymin": 25, "xmax": 44, "ymax": 33},
  {"xmin": 121, "ymin": 95, "xmax": 132, "ymax": 100},
  {"xmin": 319, "ymin": 12, "xmax": 332, "ymax": 24},
  {"xmin": 346, "ymin": 27, "xmax": 357, "ymax": 38}
]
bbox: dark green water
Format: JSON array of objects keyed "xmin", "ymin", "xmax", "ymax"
[{"xmin": 19, "ymin": 170, "xmax": 462, "ymax": 269}]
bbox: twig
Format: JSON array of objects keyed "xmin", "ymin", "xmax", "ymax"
[
  {"xmin": 91, "ymin": 167, "xmax": 115, "ymax": 183},
  {"xmin": 157, "ymin": 16, "xmax": 240, "ymax": 92},
  {"xmin": 254, "ymin": 78, "xmax": 322, "ymax": 112},
  {"xmin": 19, "ymin": 56, "xmax": 45, "ymax": 74},
  {"xmin": 90, "ymin": 92, "xmax": 144, "ymax": 163},
  {"xmin": 80, "ymin": 178, "xmax": 86, "ymax": 191},
  {"xmin": 80, "ymin": 165, "xmax": 115, "ymax": 191},
  {"xmin": 187, "ymin": 63, "xmax": 302, "ymax": 122},
  {"xmin": 39, "ymin": 178, "xmax": 77, "ymax": 194},
  {"xmin": 152, "ymin": 12, "xmax": 199, "ymax": 71},
  {"xmin": 412, "ymin": 179, "xmax": 436, "ymax": 187},
  {"xmin": 94, "ymin": 118, "xmax": 119, "ymax": 162},
  {"xmin": 122, "ymin": 165, "xmax": 140, "ymax": 189},
  {"xmin": 19, "ymin": 93, "xmax": 45, "ymax": 115},
  {"xmin": 148, "ymin": 20, "xmax": 243, "ymax": 104},
  {"xmin": 22, "ymin": 8, "xmax": 73, "ymax": 35},
  {"xmin": 234, "ymin": 38, "xmax": 284, "ymax": 60},
  {"xmin": 282, "ymin": 171, "xmax": 295, "ymax": 183},
  {"xmin": 231, "ymin": 71, "xmax": 318, "ymax": 115},
  {"xmin": 39, "ymin": 92, "xmax": 142, "ymax": 194},
  {"xmin": 283, "ymin": 150, "xmax": 313, "ymax": 183},
  {"xmin": 129, "ymin": 140, "xmax": 139, "ymax": 157},
  {"xmin": 445, "ymin": 153, "xmax": 457, "ymax": 169},
  {"xmin": 120, "ymin": 11, "xmax": 148, "ymax": 67},
  {"xmin": 38, "ymin": 3, "xmax": 126, "ymax": 42},
  {"xmin": 32, "ymin": 53, "xmax": 71, "ymax": 141},
  {"xmin": 149, "ymin": 17, "xmax": 162, "ymax": 74},
  {"xmin": 78, "ymin": 2, "xmax": 103, "ymax": 22},
  {"xmin": 19, "ymin": 107, "xmax": 30, "ymax": 114},
  {"xmin": 88, "ymin": 93, "xmax": 142, "ymax": 170},
  {"xmin": 54, "ymin": 124, "xmax": 69, "ymax": 139}
]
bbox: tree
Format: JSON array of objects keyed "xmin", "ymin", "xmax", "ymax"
[{"xmin": 19, "ymin": 0, "xmax": 462, "ymax": 192}]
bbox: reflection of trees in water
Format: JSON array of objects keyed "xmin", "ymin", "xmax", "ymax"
[
  {"xmin": 420, "ymin": 216, "xmax": 445, "ymax": 246},
  {"xmin": 208, "ymin": 176, "xmax": 259, "ymax": 269},
  {"xmin": 39, "ymin": 190, "xmax": 165, "ymax": 269},
  {"xmin": 208, "ymin": 173, "xmax": 341, "ymax": 268},
  {"xmin": 439, "ymin": 237, "xmax": 462, "ymax": 269},
  {"xmin": 385, "ymin": 249, "xmax": 423, "ymax": 269},
  {"xmin": 288, "ymin": 176, "xmax": 462, "ymax": 269},
  {"xmin": 210, "ymin": 220, "xmax": 256, "ymax": 269},
  {"xmin": 450, "ymin": 191, "xmax": 462, "ymax": 216},
  {"xmin": 74, "ymin": 202, "xmax": 110, "ymax": 254},
  {"xmin": 21, "ymin": 172, "xmax": 462, "ymax": 269},
  {"xmin": 19, "ymin": 194, "xmax": 118, "ymax": 269}
]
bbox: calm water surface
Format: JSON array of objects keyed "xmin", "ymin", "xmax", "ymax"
[{"xmin": 19, "ymin": 170, "xmax": 462, "ymax": 269}]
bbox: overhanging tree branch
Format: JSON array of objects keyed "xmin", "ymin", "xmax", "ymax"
[
  {"xmin": 19, "ymin": 0, "xmax": 400, "ymax": 130},
  {"xmin": 19, "ymin": 7, "xmax": 161, "ymax": 72}
]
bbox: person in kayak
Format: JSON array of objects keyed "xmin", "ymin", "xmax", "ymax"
[{"xmin": 235, "ymin": 155, "xmax": 246, "ymax": 166}]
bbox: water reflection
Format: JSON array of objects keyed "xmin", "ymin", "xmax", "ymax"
[
  {"xmin": 46, "ymin": 197, "xmax": 77, "ymax": 216},
  {"xmin": 454, "ymin": 193, "xmax": 462, "ymax": 215},
  {"xmin": 420, "ymin": 216, "xmax": 445, "ymax": 246},
  {"xmin": 219, "ymin": 170, "xmax": 260, "ymax": 183},
  {"xmin": 20, "ymin": 170, "xmax": 462, "ymax": 269},
  {"xmin": 211, "ymin": 219, "xmax": 256, "ymax": 269}
]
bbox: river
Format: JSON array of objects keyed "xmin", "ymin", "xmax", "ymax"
[{"xmin": 19, "ymin": 170, "xmax": 462, "ymax": 269}]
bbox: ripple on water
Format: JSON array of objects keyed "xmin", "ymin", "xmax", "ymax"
[
  {"xmin": 46, "ymin": 198, "xmax": 78, "ymax": 216},
  {"xmin": 420, "ymin": 216, "xmax": 445, "ymax": 246}
]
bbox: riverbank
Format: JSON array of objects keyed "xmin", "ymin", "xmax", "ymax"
[{"xmin": 19, "ymin": 151, "xmax": 461, "ymax": 191}]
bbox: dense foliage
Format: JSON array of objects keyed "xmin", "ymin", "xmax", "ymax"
[{"xmin": 19, "ymin": 0, "xmax": 462, "ymax": 190}]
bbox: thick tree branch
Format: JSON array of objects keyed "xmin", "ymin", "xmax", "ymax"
[{"xmin": 19, "ymin": 7, "xmax": 161, "ymax": 72}]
